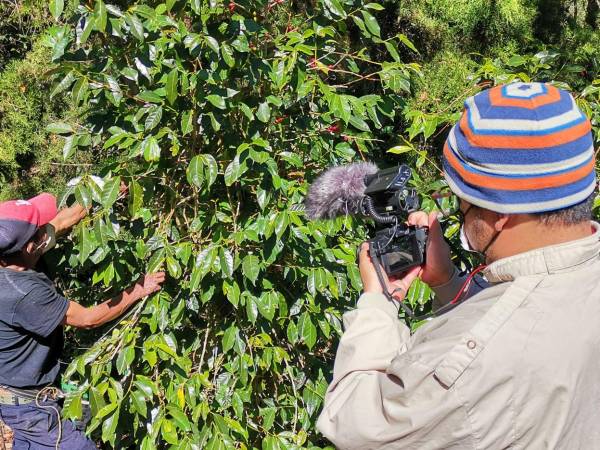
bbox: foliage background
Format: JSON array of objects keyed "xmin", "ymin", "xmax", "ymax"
[{"xmin": 0, "ymin": 0, "xmax": 598, "ymax": 448}]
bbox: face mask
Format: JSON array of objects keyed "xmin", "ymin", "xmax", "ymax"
[
  {"xmin": 34, "ymin": 224, "xmax": 57, "ymax": 254},
  {"xmin": 459, "ymin": 223, "xmax": 475, "ymax": 253}
]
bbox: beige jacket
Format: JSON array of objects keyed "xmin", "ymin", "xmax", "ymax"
[{"xmin": 317, "ymin": 223, "xmax": 600, "ymax": 449}]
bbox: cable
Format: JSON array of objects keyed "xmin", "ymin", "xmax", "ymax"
[
  {"xmin": 361, "ymin": 196, "xmax": 396, "ymax": 224},
  {"xmin": 35, "ymin": 386, "xmax": 63, "ymax": 450},
  {"xmin": 450, "ymin": 265, "xmax": 487, "ymax": 305}
]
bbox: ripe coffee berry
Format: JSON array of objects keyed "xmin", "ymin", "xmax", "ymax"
[{"xmin": 228, "ymin": 2, "xmax": 235, "ymax": 12}]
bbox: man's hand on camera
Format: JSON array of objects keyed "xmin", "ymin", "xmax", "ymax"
[
  {"xmin": 408, "ymin": 211, "xmax": 455, "ymax": 286},
  {"xmin": 359, "ymin": 243, "xmax": 421, "ymax": 302}
]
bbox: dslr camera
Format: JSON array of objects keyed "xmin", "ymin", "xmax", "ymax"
[{"xmin": 360, "ymin": 165, "xmax": 427, "ymax": 277}]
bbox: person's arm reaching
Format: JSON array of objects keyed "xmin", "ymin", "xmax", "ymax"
[
  {"xmin": 63, "ymin": 272, "xmax": 165, "ymax": 329},
  {"xmin": 49, "ymin": 203, "xmax": 88, "ymax": 238}
]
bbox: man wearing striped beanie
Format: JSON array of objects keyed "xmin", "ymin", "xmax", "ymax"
[{"xmin": 318, "ymin": 83, "xmax": 600, "ymax": 449}]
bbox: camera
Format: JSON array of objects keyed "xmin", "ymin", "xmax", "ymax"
[{"xmin": 360, "ymin": 165, "xmax": 427, "ymax": 277}]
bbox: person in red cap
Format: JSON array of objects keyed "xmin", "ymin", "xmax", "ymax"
[{"xmin": 0, "ymin": 193, "xmax": 165, "ymax": 449}]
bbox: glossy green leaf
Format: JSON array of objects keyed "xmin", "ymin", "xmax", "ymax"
[
  {"xmin": 166, "ymin": 68, "xmax": 178, "ymax": 105},
  {"xmin": 361, "ymin": 10, "xmax": 381, "ymax": 37},
  {"xmin": 206, "ymin": 95, "xmax": 226, "ymax": 110},
  {"xmin": 242, "ymin": 254, "xmax": 260, "ymax": 285},
  {"xmin": 49, "ymin": 0, "xmax": 64, "ymax": 20},
  {"xmin": 145, "ymin": 106, "xmax": 163, "ymax": 131},
  {"xmin": 101, "ymin": 176, "xmax": 121, "ymax": 208},
  {"xmin": 256, "ymin": 102, "xmax": 271, "ymax": 123}
]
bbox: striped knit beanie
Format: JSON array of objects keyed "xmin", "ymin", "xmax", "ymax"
[{"xmin": 443, "ymin": 82, "xmax": 596, "ymax": 214}]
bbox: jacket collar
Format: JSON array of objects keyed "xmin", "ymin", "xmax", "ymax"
[{"xmin": 483, "ymin": 221, "xmax": 600, "ymax": 283}]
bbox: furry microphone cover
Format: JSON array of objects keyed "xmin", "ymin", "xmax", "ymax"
[{"xmin": 304, "ymin": 162, "xmax": 378, "ymax": 220}]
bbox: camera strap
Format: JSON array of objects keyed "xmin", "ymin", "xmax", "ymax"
[
  {"xmin": 369, "ymin": 242, "xmax": 423, "ymax": 319},
  {"xmin": 369, "ymin": 242, "xmax": 484, "ymax": 322}
]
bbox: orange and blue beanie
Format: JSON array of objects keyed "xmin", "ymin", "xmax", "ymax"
[{"xmin": 443, "ymin": 82, "xmax": 596, "ymax": 214}]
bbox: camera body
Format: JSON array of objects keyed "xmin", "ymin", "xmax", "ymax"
[{"xmin": 360, "ymin": 165, "xmax": 427, "ymax": 276}]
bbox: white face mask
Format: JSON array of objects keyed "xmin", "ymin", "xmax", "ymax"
[
  {"xmin": 459, "ymin": 223, "xmax": 476, "ymax": 253},
  {"xmin": 34, "ymin": 224, "xmax": 57, "ymax": 254}
]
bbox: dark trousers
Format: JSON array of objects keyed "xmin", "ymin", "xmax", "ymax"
[{"xmin": 0, "ymin": 402, "xmax": 96, "ymax": 450}]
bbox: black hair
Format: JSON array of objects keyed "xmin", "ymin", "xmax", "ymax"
[{"xmin": 533, "ymin": 193, "xmax": 595, "ymax": 226}]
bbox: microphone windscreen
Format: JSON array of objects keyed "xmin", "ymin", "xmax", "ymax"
[{"xmin": 305, "ymin": 162, "xmax": 378, "ymax": 220}]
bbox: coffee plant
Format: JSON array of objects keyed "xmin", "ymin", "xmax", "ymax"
[{"xmin": 45, "ymin": 0, "xmax": 440, "ymax": 448}]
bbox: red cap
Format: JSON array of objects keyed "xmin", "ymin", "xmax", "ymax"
[{"xmin": 0, "ymin": 193, "xmax": 58, "ymax": 255}]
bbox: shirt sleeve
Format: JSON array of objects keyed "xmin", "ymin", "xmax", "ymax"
[
  {"xmin": 316, "ymin": 293, "xmax": 472, "ymax": 449},
  {"xmin": 12, "ymin": 281, "xmax": 69, "ymax": 338}
]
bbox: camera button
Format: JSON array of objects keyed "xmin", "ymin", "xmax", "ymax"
[{"xmin": 466, "ymin": 339, "xmax": 477, "ymax": 350}]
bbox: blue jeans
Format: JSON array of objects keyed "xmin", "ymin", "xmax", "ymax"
[{"xmin": 0, "ymin": 401, "xmax": 96, "ymax": 450}]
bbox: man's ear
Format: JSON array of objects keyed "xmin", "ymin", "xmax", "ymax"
[
  {"xmin": 24, "ymin": 240, "xmax": 37, "ymax": 255},
  {"xmin": 494, "ymin": 213, "xmax": 511, "ymax": 232}
]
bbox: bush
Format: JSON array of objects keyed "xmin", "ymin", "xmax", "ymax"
[
  {"xmin": 47, "ymin": 1, "xmax": 431, "ymax": 448},
  {"xmin": 0, "ymin": 39, "xmax": 81, "ymax": 200},
  {"xmin": 42, "ymin": 0, "xmax": 600, "ymax": 448}
]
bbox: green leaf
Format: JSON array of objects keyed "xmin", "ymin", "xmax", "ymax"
[
  {"xmin": 142, "ymin": 136, "xmax": 161, "ymax": 161},
  {"xmin": 78, "ymin": 16, "xmax": 96, "ymax": 45},
  {"xmin": 380, "ymin": 67, "xmax": 410, "ymax": 93},
  {"xmin": 219, "ymin": 247, "xmax": 234, "ymax": 278},
  {"xmin": 131, "ymin": 389, "xmax": 147, "ymax": 418},
  {"xmin": 222, "ymin": 325, "xmax": 238, "ymax": 353},
  {"xmin": 349, "ymin": 115, "xmax": 370, "ymax": 132},
  {"xmin": 201, "ymin": 154, "xmax": 218, "ymax": 188},
  {"xmin": 274, "ymin": 211, "xmax": 289, "ymax": 237},
  {"xmin": 384, "ymin": 41, "xmax": 401, "ymax": 62},
  {"xmin": 101, "ymin": 407, "xmax": 120, "ymax": 445},
  {"xmin": 46, "ymin": 122, "xmax": 73, "ymax": 134},
  {"xmin": 204, "ymin": 35, "xmax": 220, "ymax": 54},
  {"xmin": 49, "ymin": 0, "xmax": 64, "ymax": 20},
  {"xmin": 330, "ymin": 94, "xmax": 351, "ymax": 123},
  {"xmin": 221, "ymin": 43, "xmax": 235, "ymax": 67},
  {"xmin": 74, "ymin": 185, "xmax": 92, "ymax": 209},
  {"xmin": 324, "ymin": 0, "xmax": 347, "ymax": 18},
  {"xmin": 397, "ymin": 33, "xmax": 419, "ymax": 53},
  {"xmin": 116, "ymin": 346, "xmax": 135, "ymax": 375},
  {"xmin": 186, "ymin": 156, "xmax": 204, "ymax": 188},
  {"xmin": 361, "ymin": 10, "xmax": 380, "ymax": 37},
  {"xmin": 147, "ymin": 248, "xmax": 166, "ymax": 273},
  {"xmin": 95, "ymin": 0, "xmax": 108, "ymax": 32},
  {"xmin": 242, "ymin": 254, "xmax": 260, "ymax": 285},
  {"xmin": 50, "ymin": 71, "xmax": 76, "ymax": 98},
  {"xmin": 365, "ymin": 2, "xmax": 385, "ymax": 10},
  {"xmin": 256, "ymin": 291, "xmax": 277, "ymax": 321},
  {"xmin": 128, "ymin": 180, "xmax": 143, "ymax": 217},
  {"xmin": 206, "ymin": 95, "xmax": 226, "ymax": 110},
  {"xmin": 145, "ymin": 106, "xmax": 163, "ymax": 131},
  {"xmin": 127, "ymin": 14, "xmax": 145, "ymax": 41},
  {"xmin": 72, "ymin": 77, "xmax": 89, "ymax": 105},
  {"xmin": 224, "ymin": 155, "xmax": 241, "ymax": 186},
  {"xmin": 181, "ymin": 110, "xmax": 194, "ymax": 136},
  {"xmin": 298, "ymin": 312, "xmax": 317, "ymax": 349},
  {"xmin": 101, "ymin": 177, "xmax": 121, "ymax": 209},
  {"xmin": 62, "ymin": 135, "xmax": 77, "ymax": 160},
  {"xmin": 387, "ymin": 145, "xmax": 413, "ymax": 155},
  {"xmin": 166, "ymin": 68, "xmax": 178, "ymax": 105},
  {"xmin": 256, "ymin": 102, "xmax": 271, "ymax": 123},
  {"xmin": 137, "ymin": 90, "xmax": 162, "ymax": 103},
  {"xmin": 63, "ymin": 393, "xmax": 83, "ymax": 419},
  {"xmin": 166, "ymin": 256, "xmax": 181, "ymax": 278}
]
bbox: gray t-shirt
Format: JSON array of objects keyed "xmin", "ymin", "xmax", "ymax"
[{"xmin": 0, "ymin": 268, "xmax": 68, "ymax": 388}]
